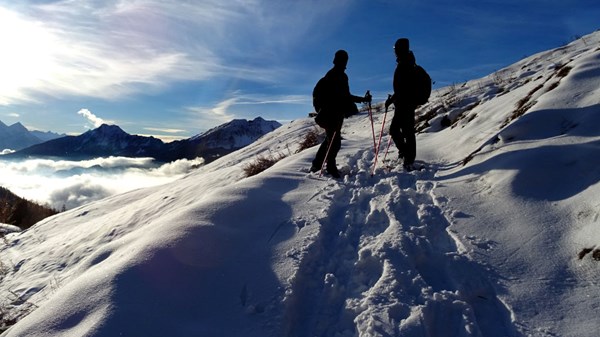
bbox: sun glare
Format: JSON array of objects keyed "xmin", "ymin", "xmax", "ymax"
[{"xmin": 0, "ymin": 7, "xmax": 57, "ymax": 103}]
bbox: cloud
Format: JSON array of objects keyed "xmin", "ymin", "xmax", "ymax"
[
  {"xmin": 0, "ymin": 3, "xmax": 217, "ymax": 105},
  {"xmin": 140, "ymin": 128, "xmax": 189, "ymax": 142},
  {"xmin": 212, "ymin": 98, "xmax": 238, "ymax": 119},
  {"xmin": 49, "ymin": 180, "xmax": 114, "ymax": 211},
  {"xmin": 77, "ymin": 109, "xmax": 106, "ymax": 128},
  {"xmin": 234, "ymin": 94, "xmax": 310, "ymax": 106},
  {"xmin": 0, "ymin": 156, "xmax": 205, "ymax": 210},
  {"xmin": 0, "ymin": 156, "xmax": 152, "ymax": 173},
  {"xmin": 185, "ymin": 98, "xmax": 238, "ymax": 127},
  {"xmin": 144, "ymin": 127, "xmax": 187, "ymax": 134},
  {"xmin": 149, "ymin": 157, "xmax": 205, "ymax": 176},
  {"xmin": 185, "ymin": 92, "xmax": 310, "ymax": 128},
  {"xmin": 0, "ymin": 1, "xmax": 351, "ymax": 105}
]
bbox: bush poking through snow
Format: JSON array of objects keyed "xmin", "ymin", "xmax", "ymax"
[
  {"xmin": 243, "ymin": 153, "xmax": 287, "ymax": 177},
  {"xmin": 296, "ymin": 127, "xmax": 323, "ymax": 154},
  {"xmin": 578, "ymin": 247, "xmax": 600, "ymax": 261},
  {"xmin": 502, "ymin": 84, "xmax": 544, "ymax": 128},
  {"xmin": 0, "ymin": 292, "xmax": 38, "ymax": 333},
  {"xmin": 594, "ymin": 250, "xmax": 600, "ymax": 261},
  {"xmin": 244, "ymin": 127, "xmax": 322, "ymax": 177}
]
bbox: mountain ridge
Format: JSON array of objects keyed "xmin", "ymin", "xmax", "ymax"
[
  {"xmin": 0, "ymin": 121, "xmax": 63, "ymax": 152},
  {"xmin": 4, "ymin": 117, "xmax": 281, "ymax": 162}
]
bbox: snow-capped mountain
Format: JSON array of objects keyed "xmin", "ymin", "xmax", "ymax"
[
  {"xmin": 7, "ymin": 118, "xmax": 281, "ymax": 162},
  {"xmin": 1, "ymin": 31, "xmax": 599, "ymax": 337},
  {"xmin": 0, "ymin": 121, "xmax": 62, "ymax": 152},
  {"xmin": 162, "ymin": 116, "xmax": 282, "ymax": 162},
  {"xmin": 190, "ymin": 117, "xmax": 282, "ymax": 150}
]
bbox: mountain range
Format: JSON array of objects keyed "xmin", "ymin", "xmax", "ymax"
[
  {"xmin": 0, "ymin": 121, "xmax": 63, "ymax": 152},
  {"xmin": 2, "ymin": 117, "xmax": 281, "ymax": 162}
]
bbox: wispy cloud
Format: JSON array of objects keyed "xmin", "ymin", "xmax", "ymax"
[
  {"xmin": 0, "ymin": 1, "xmax": 351, "ymax": 106},
  {"xmin": 2, "ymin": 112, "xmax": 20, "ymax": 118},
  {"xmin": 142, "ymin": 127, "xmax": 188, "ymax": 142},
  {"xmin": 185, "ymin": 98, "xmax": 238, "ymax": 127},
  {"xmin": 184, "ymin": 92, "xmax": 310, "ymax": 129},
  {"xmin": 144, "ymin": 127, "xmax": 187, "ymax": 134},
  {"xmin": 234, "ymin": 94, "xmax": 310, "ymax": 106},
  {"xmin": 77, "ymin": 108, "xmax": 107, "ymax": 128}
]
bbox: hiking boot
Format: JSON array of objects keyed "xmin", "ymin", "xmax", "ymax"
[
  {"xmin": 327, "ymin": 166, "xmax": 341, "ymax": 178},
  {"xmin": 309, "ymin": 164, "xmax": 321, "ymax": 173},
  {"xmin": 403, "ymin": 163, "xmax": 414, "ymax": 172}
]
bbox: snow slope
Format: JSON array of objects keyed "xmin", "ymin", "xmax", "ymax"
[{"xmin": 1, "ymin": 31, "xmax": 599, "ymax": 336}]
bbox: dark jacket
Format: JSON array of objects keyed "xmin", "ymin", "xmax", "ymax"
[
  {"xmin": 390, "ymin": 51, "xmax": 417, "ymax": 107},
  {"xmin": 315, "ymin": 66, "xmax": 364, "ymax": 130}
]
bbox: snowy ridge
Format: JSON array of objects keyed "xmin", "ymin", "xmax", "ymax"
[
  {"xmin": 1, "ymin": 31, "xmax": 599, "ymax": 336},
  {"xmin": 190, "ymin": 117, "xmax": 282, "ymax": 150}
]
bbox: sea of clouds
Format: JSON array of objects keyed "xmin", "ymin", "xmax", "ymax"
[{"xmin": 0, "ymin": 156, "xmax": 205, "ymax": 210}]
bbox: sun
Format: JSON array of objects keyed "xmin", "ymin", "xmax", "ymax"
[{"xmin": 0, "ymin": 7, "xmax": 57, "ymax": 104}]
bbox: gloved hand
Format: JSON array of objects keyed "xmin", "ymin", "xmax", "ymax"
[
  {"xmin": 385, "ymin": 94, "xmax": 393, "ymax": 109},
  {"xmin": 364, "ymin": 90, "xmax": 372, "ymax": 104}
]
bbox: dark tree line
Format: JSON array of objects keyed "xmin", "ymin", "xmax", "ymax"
[{"xmin": 0, "ymin": 186, "xmax": 59, "ymax": 230}]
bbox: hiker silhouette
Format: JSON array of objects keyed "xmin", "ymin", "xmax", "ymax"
[{"xmin": 311, "ymin": 50, "xmax": 371, "ymax": 178}]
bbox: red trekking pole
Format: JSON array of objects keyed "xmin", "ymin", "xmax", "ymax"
[
  {"xmin": 382, "ymin": 136, "xmax": 393, "ymax": 166},
  {"xmin": 371, "ymin": 95, "xmax": 391, "ymax": 176}
]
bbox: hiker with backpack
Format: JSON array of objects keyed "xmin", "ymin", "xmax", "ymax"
[
  {"xmin": 311, "ymin": 49, "xmax": 371, "ymax": 178},
  {"xmin": 384, "ymin": 38, "xmax": 430, "ymax": 171}
]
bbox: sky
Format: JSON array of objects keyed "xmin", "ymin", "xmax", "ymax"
[{"xmin": 0, "ymin": 0, "xmax": 599, "ymax": 141}]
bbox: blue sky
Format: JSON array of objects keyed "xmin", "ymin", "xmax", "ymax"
[{"xmin": 0, "ymin": 0, "xmax": 598, "ymax": 141}]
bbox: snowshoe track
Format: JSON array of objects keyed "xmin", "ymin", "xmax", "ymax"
[{"xmin": 283, "ymin": 148, "xmax": 519, "ymax": 337}]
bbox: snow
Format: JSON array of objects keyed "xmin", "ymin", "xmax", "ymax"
[
  {"xmin": 189, "ymin": 117, "xmax": 282, "ymax": 150},
  {"xmin": 0, "ymin": 224, "xmax": 20, "ymax": 235},
  {"xmin": 1, "ymin": 31, "xmax": 600, "ymax": 336}
]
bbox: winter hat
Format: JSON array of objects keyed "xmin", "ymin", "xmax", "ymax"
[
  {"xmin": 333, "ymin": 50, "xmax": 349, "ymax": 66},
  {"xmin": 394, "ymin": 38, "xmax": 410, "ymax": 53}
]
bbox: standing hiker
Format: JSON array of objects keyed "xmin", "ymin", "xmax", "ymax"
[
  {"xmin": 311, "ymin": 49, "xmax": 371, "ymax": 178},
  {"xmin": 385, "ymin": 38, "xmax": 419, "ymax": 171}
]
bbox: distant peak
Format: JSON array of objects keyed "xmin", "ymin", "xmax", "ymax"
[
  {"xmin": 8, "ymin": 122, "xmax": 28, "ymax": 131},
  {"xmin": 86, "ymin": 124, "xmax": 128, "ymax": 137},
  {"xmin": 97, "ymin": 123, "xmax": 117, "ymax": 128},
  {"xmin": 97, "ymin": 124, "xmax": 123, "ymax": 131}
]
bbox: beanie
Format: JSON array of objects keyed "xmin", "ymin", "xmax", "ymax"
[
  {"xmin": 333, "ymin": 50, "xmax": 349, "ymax": 66},
  {"xmin": 394, "ymin": 38, "xmax": 410, "ymax": 53}
]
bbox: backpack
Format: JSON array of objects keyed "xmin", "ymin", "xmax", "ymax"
[
  {"xmin": 312, "ymin": 76, "xmax": 337, "ymax": 129},
  {"xmin": 412, "ymin": 65, "xmax": 432, "ymax": 105},
  {"xmin": 312, "ymin": 76, "xmax": 329, "ymax": 113}
]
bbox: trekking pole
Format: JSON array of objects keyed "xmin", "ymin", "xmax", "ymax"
[
  {"xmin": 319, "ymin": 130, "xmax": 337, "ymax": 177},
  {"xmin": 366, "ymin": 90, "xmax": 376, "ymax": 153},
  {"xmin": 371, "ymin": 95, "xmax": 391, "ymax": 176},
  {"xmin": 382, "ymin": 136, "xmax": 393, "ymax": 165}
]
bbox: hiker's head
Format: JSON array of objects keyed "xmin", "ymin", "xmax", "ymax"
[
  {"xmin": 394, "ymin": 38, "xmax": 409, "ymax": 56},
  {"xmin": 333, "ymin": 50, "xmax": 348, "ymax": 68}
]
